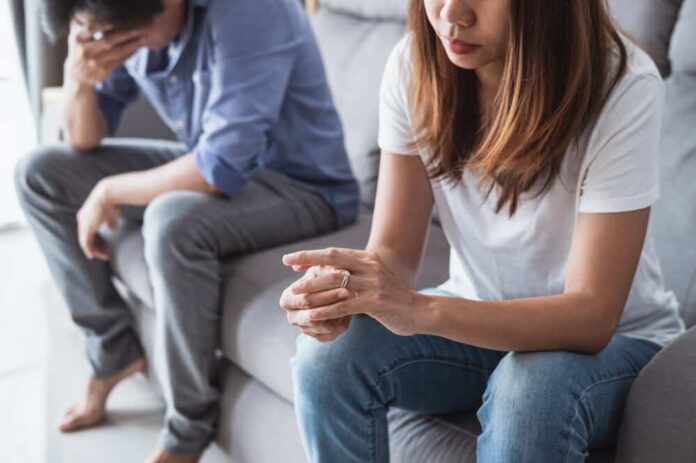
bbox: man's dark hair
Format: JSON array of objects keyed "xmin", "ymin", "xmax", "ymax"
[{"xmin": 42, "ymin": 0, "xmax": 164, "ymax": 38}]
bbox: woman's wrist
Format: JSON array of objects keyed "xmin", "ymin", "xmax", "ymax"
[{"xmin": 412, "ymin": 293, "xmax": 442, "ymax": 336}]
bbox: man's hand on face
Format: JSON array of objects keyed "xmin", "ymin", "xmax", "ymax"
[{"xmin": 65, "ymin": 19, "xmax": 146, "ymax": 87}]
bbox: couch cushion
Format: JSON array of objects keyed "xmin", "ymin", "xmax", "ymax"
[
  {"xmin": 217, "ymin": 364, "xmax": 307, "ymax": 463},
  {"xmin": 321, "ymin": 0, "xmax": 408, "ymax": 21},
  {"xmin": 388, "ymin": 409, "xmax": 615, "ymax": 463},
  {"xmin": 311, "ymin": 8, "xmax": 407, "ymax": 206},
  {"xmin": 670, "ymin": 0, "xmax": 696, "ymax": 75},
  {"xmin": 608, "ymin": 0, "xmax": 684, "ymax": 77},
  {"xmin": 110, "ymin": 208, "xmax": 451, "ymax": 402},
  {"xmin": 650, "ymin": 0, "xmax": 696, "ymax": 327}
]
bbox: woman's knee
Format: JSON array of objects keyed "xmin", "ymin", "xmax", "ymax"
[
  {"xmin": 478, "ymin": 351, "xmax": 583, "ymax": 429},
  {"xmin": 292, "ymin": 316, "xmax": 387, "ymax": 404}
]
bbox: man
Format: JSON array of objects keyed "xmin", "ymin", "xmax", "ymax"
[{"xmin": 14, "ymin": 0, "xmax": 359, "ymax": 461}]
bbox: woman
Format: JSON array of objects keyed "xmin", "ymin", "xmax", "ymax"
[{"xmin": 280, "ymin": 0, "xmax": 685, "ymax": 461}]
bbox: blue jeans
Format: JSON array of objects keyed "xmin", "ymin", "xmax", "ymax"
[{"xmin": 291, "ymin": 290, "xmax": 661, "ymax": 463}]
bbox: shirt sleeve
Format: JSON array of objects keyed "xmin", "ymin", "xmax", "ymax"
[
  {"xmin": 193, "ymin": 6, "xmax": 302, "ymax": 197},
  {"xmin": 378, "ymin": 37, "xmax": 419, "ymax": 156},
  {"xmin": 94, "ymin": 65, "xmax": 140, "ymax": 136},
  {"xmin": 578, "ymin": 74, "xmax": 665, "ymax": 214}
]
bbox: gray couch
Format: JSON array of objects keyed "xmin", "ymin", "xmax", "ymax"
[{"xmin": 37, "ymin": 0, "xmax": 696, "ymax": 461}]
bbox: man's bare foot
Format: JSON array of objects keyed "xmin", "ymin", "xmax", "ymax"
[
  {"xmin": 145, "ymin": 448, "xmax": 200, "ymax": 463},
  {"xmin": 58, "ymin": 357, "xmax": 147, "ymax": 433}
]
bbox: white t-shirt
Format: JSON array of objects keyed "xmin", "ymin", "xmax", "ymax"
[{"xmin": 378, "ymin": 35, "xmax": 685, "ymax": 347}]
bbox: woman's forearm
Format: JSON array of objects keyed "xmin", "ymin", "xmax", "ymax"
[
  {"xmin": 101, "ymin": 153, "xmax": 219, "ymax": 206},
  {"xmin": 416, "ymin": 292, "xmax": 619, "ymax": 354}
]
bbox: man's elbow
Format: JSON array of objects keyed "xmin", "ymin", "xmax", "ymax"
[
  {"xmin": 67, "ymin": 140, "xmax": 100, "ymax": 152},
  {"xmin": 65, "ymin": 131, "xmax": 102, "ymax": 152},
  {"xmin": 203, "ymin": 181, "xmax": 222, "ymax": 196}
]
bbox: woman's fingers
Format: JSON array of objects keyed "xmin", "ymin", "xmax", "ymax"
[
  {"xmin": 308, "ymin": 299, "xmax": 362, "ymax": 322},
  {"xmin": 281, "ymin": 287, "xmax": 351, "ymax": 311},
  {"xmin": 299, "ymin": 323, "xmax": 334, "ymax": 336},
  {"xmin": 286, "ymin": 302, "xmax": 354, "ymax": 327},
  {"xmin": 283, "ymin": 248, "xmax": 368, "ymax": 273},
  {"xmin": 291, "ymin": 264, "xmax": 313, "ymax": 273},
  {"xmin": 299, "ymin": 317, "xmax": 352, "ymax": 342},
  {"xmin": 299, "ymin": 321, "xmax": 343, "ymax": 337},
  {"xmin": 286, "ymin": 308, "xmax": 312, "ymax": 326},
  {"xmin": 305, "ymin": 332, "xmax": 340, "ymax": 343},
  {"xmin": 289, "ymin": 271, "xmax": 366, "ymax": 295}
]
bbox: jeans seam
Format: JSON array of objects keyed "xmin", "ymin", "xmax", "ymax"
[
  {"xmin": 377, "ymin": 357, "xmax": 494, "ymax": 383},
  {"xmin": 371, "ymin": 358, "xmax": 493, "ymax": 405},
  {"xmin": 364, "ymin": 357, "xmax": 494, "ymax": 462},
  {"xmin": 564, "ymin": 373, "xmax": 638, "ymax": 463}
]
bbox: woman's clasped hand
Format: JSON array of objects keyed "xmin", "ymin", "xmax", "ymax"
[{"xmin": 280, "ymin": 248, "xmax": 427, "ymax": 342}]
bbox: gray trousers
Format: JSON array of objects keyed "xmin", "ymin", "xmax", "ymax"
[{"xmin": 14, "ymin": 139, "xmax": 338, "ymax": 454}]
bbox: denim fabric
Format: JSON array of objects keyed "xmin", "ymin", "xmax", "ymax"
[{"xmin": 291, "ymin": 288, "xmax": 661, "ymax": 463}]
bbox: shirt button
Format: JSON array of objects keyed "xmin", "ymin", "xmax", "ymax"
[
  {"xmin": 174, "ymin": 120, "xmax": 185, "ymax": 130},
  {"xmin": 169, "ymin": 75, "xmax": 179, "ymax": 84}
]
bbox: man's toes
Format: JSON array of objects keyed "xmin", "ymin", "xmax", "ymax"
[
  {"xmin": 58, "ymin": 405, "xmax": 104, "ymax": 433},
  {"xmin": 145, "ymin": 449, "xmax": 200, "ymax": 463}
]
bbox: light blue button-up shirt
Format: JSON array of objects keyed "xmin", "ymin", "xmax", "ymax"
[{"xmin": 95, "ymin": 0, "xmax": 359, "ymax": 227}]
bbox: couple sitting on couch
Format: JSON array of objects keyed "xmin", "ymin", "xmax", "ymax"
[{"xmin": 15, "ymin": 0, "xmax": 685, "ymax": 462}]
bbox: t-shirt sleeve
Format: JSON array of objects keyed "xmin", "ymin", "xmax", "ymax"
[
  {"xmin": 378, "ymin": 37, "xmax": 419, "ymax": 156},
  {"xmin": 578, "ymin": 74, "xmax": 665, "ymax": 214}
]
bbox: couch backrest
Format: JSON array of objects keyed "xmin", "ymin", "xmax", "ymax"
[
  {"xmin": 650, "ymin": 0, "xmax": 696, "ymax": 327},
  {"xmin": 608, "ymin": 0, "xmax": 684, "ymax": 77},
  {"xmin": 311, "ymin": 0, "xmax": 408, "ymax": 206},
  {"xmin": 320, "ymin": 0, "xmax": 407, "ymax": 20},
  {"xmin": 611, "ymin": 0, "xmax": 696, "ymax": 327}
]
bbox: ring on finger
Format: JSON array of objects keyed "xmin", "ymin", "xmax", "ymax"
[{"xmin": 338, "ymin": 269, "xmax": 351, "ymax": 289}]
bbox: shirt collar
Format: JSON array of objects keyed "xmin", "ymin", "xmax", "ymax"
[{"xmin": 161, "ymin": 0, "xmax": 206, "ymax": 73}]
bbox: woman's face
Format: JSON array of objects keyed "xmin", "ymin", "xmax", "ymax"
[{"xmin": 424, "ymin": 0, "xmax": 510, "ymax": 71}]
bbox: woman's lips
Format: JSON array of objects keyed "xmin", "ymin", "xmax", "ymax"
[{"xmin": 445, "ymin": 37, "xmax": 481, "ymax": 55}]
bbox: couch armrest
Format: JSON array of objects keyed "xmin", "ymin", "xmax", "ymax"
[
  {"xmin": 616, "ymin": 325, "xmax": 696, "ymax": 463},
  {"xmin": 40, "ymin": 86, "xmax": 64, "ymax": 144},
  {"xmin": 40, "ymin": 86, "xmax": 176, "ymax": 143}
]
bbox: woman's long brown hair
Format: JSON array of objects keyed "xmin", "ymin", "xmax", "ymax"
[{"xmin": 408, "ymin": 0, "xmax": 627, "ymax": 215}]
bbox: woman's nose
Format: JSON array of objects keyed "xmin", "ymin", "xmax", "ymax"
[{"xmin": 440, "ymin": 0, "xmax": 476, "ymax": 28}]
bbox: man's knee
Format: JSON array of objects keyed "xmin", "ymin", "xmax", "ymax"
[
  {"xmin": 14, "ymin": 145, "xmax": 74, "ymax": 203},
  {"xmin": 478, "ymin": 350, "xmax": 584, "ymax": 436},
  {"xmin": 142, "ymin": 191, "xmax": 202, "ymax": 268},
  {"xmin": 485, "ymin": 351, "xmax": 581, "ymax": 409}
]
